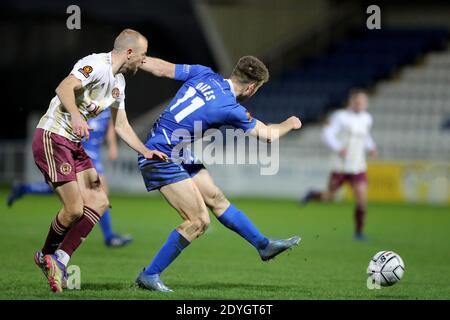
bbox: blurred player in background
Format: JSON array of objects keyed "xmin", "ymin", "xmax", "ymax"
[
  {"xmin": 7, "ymin": 110, "xmax": 133, "ymax": 247},
  {"xmin": 31, "ymin": 28, "xmax": 167, "ymax": 293},
  {"xmin": 301, "ymin": 89, "xmax": 377, "ymax": 240},
  {"xmin": 135, "ymin": 56, "xmax": 302, "ymax": 292}
]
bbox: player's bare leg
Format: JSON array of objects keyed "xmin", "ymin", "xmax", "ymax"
[
  {"xmin": 192, "ymin": 169, "xmax": 300, "ymax": 261},
  {"xmin": 55, "ymin": 168, "xmax": 109, "ymax": 259},
  {"xmin": 351, "ymin": 180, "xmax": 368, "ymax": 240},
  {"xmin": 100, "ymin": 175, "xmax": 109, "ymax": 194},
  {"xmin": 43, "ymin": 181, "xmax": 84, "ymax": 251},
  {"xmin": 320, "ymin": 187, "xmax": 338, "ymax": 202},
  {"xmin": 137, "ymin": 178, "xmax": 209, "ymax": 292},
  {"xmin": 34, "ymin": 180, "xmax": 84, "ymax": 292},
  {"xmin": 76, "ymin": 168, "xmax": 109, "ymax": 214},
  {"xmin": 301, "ymin": 172, "xmax": 342, "ymax": 204},
  {"xmin": 160, "ymin": 179, "xmax": 210, "ymax": 241},
  {"xmin": 191, "ymin": 169, "xmax": 230, "ymax": 215},
  {"xmin": 41, "ymin": 168, "xmax": 108, "ymax": 292}
]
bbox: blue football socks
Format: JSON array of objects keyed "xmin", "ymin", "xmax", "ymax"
[
  {"xmin": 99, "ymin": 210, "xmax": 114, "ymax": 241},
  {"xmin": 218, "ymin": 204, "xmax": 269, "ymax": 250},
  {"xmin": 144, "ymin": 229, "xmax": 190, "ymax": 275}
]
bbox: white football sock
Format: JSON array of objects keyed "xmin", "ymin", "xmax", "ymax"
[{"xmin": 55, "ymin": 249, "xmax": 70, "ymax": 266}]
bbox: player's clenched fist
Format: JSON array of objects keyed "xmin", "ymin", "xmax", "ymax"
[
  {"xmin": 287, "ymin": 116, "xmax": 302, "ymax": 130},
  {"xmin": 142, "ymin": 149, "xmax": 168, "ymax": 161},
  {"xmin": 71, "ymin": 113, "xmax": 92, "ymax": 140}
]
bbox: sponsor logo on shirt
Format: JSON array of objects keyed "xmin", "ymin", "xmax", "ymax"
[{"xmin": 78, "ymin": 65, "xmax": 93, "ymax": 78}]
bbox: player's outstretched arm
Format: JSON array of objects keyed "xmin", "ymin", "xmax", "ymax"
[
  {"xmin": 110, "ymin": 108, "xmax": 168, "ymax": 161},
  {"xmin": 250, "ymin": 117, "xmax": 302, "ymax": 143},
  {"xmin": 139, "ymin": 56, "xmax": 176, "ymax": 79},
  {"xmin": 55, "ymin": 75, "xmax": 91, "ymax": 139}
]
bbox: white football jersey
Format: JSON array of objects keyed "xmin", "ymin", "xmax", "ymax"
[
  {"xmin": 37, "ymin": 52, "xmax": 125, "ymax": 142},
  {"xmin": 322, "ymin": 108, "xmax": 375, "ymax": 174}
]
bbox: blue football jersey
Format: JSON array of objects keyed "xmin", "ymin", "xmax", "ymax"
[
  {"xmin": 82, "ymin": 109, "xmax": 111, "ymax": 157},
  {"xmin": 141, "ymin": 64, "xmax": 256, "ymax": 164}
]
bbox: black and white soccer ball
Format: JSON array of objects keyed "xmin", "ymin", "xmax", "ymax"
[{"xmin": 367, "ymin": 251, "xmax": 405, "ymax": 287}]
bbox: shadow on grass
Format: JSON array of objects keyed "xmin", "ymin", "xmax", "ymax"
[
  {"xmin": 370, "ymin": 293, "xmax": 414, "ymax": 299},
  {"xmin": 174, "ymin": 282, "xmax": 302, "ymax": 292},
  {"xmin": 80, "ymin": 282, "xmax": 136, "ymax": 291},
  {"xmin": 79, "ymin": 281, "xmax": 305, "ymax": 294}
]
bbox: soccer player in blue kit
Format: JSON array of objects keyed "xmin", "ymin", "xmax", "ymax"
[
  {"xmin": 135, "ymin": 56, "xmax": 303, "ymax": 292},
  {"xmin": 7, "ymin": 110, "xmax": 132, "ymax": 247}
]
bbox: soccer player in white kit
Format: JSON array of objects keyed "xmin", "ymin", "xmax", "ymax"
[
  {"xmin": 302, "ymin": 89, "xmax": 377, "ymax": 240},
  {"xmin": 31, "ymin": 29, "xmax": 167, "ymax": 293}
]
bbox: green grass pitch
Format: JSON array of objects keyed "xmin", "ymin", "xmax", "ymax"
[{"xmin": 0, "ymin": 189, "xmax": 449, "ymax": 299}]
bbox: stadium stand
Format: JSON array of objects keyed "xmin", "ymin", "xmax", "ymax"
[
  {"xmin": 272, "ymin": 28, "xmax": 450, "ymax": 162},
  {"xmin": 246, "ymin": 28, "xmax": 449, "ymax": 127},
  {"xmin": 370, "ymin": 47, "xmax": 450, "ymax": 160}
]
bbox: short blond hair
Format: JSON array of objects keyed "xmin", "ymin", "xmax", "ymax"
[{"xmin": 113, "ymin": 28, "xmax": 146, "ymax": 51}]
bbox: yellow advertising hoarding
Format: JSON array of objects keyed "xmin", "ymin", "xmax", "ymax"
[{"xmin": 344, "ymin": 161, "xmax": 450, "ymax": 204}]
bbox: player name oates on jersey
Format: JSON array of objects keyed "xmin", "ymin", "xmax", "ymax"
[
  {"xmin": 142, "ymin": 64, "xmax": 281, "ymax": 175},
  {"xmin": 195, "ymin": 82, "xmax": 216, "ymax": 101}
]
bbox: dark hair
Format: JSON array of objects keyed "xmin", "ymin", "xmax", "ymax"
[
  {"xmin": 231, "ymin": 56, "xmax": 269, "ymax": 84},
  {"xmin": 348, "ymin": 88, "xmax": 367, "ymax": 98}
]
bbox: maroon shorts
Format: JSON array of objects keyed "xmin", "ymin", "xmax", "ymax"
[
  {"xmin": 329, "ymin": 171, "xmax": 368, "ymax": 192},
  {"xmin": 32, "ymin": 128, "xmax": 94, "ymax": 183}
]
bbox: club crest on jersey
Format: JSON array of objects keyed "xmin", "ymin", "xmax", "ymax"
[
  {"xmin": 112, "ymin": 87, "xmax": 120, "ymax": 99},
  {"xmin": 60, "ymin": 162, "xmax": 72, "ymax": 175},
  {"xmin": 78, "ymin": 65, "xmax": 93, "ymax": 78}
]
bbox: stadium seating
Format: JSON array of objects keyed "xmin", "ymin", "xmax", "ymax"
[
  {"xmin": 246, "ymin": 28, "xmax": 449, "ymax": 125},
  {"xmin": 369, "ymin": 48, "xmax": 450, "ymax": 160},
  {"xmin": 278, "ymin": 33, "xmax": 450, "ymax": 161}
]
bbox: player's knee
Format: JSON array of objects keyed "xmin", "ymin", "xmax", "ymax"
[
  {"xmin": 199, "ymin": 214, "xmax": 210, "ymax": 233},
  {"xmin": 84, "ymin": 190, "xmax": 109, "ymax": 215},
  {"xmin": 90, "ymin": 175, "xmax": 103, "ymax": 190},
  {"xmin": 97, "ymin": 193, "xmax": 110, "ymax": 215},
  {"xmin": 208, "ymin": 190, "xmax": 229, "ymax": 213},
  {"xmin": 190, "ymin": 215, "xmax": 210, "ymax": 237}
]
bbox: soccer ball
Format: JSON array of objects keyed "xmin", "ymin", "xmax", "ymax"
[{"xmin": 367, "ymin": 251, "xmax": 405, "ymax": 287}]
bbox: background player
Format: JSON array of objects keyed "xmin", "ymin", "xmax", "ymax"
[
  {"xmin": 7, "ymin": 110, "xmax": 132, "ymax": 247},
  {"xmin": 135, "ymin": 56, "xmax": 302, "ymax": 292},
  {"xmin": 301, "ymin": 89, "xmax": 377, "ymax": 240},
  {"xmin": 32, "ymin": 29, "xmax": 167, "ymax": 293}
]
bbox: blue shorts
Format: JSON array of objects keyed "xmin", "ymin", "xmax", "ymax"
[
  {"xmin": 84, "ymin": 148, "xmax": 104, "ymax": 175},
  {"xmin": 140, "ymin": 160, "xmax": 205, "ymax": 192}
]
